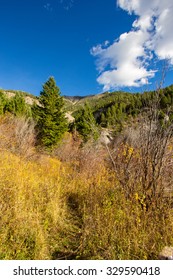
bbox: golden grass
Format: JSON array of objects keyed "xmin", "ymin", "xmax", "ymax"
[
  {"xmin": 0, "ymin": 151, "xmax": 72, "ymax": 259},
  {"xmin": 0, "ymin": 117, "xmax": 173, "ymax": 259}
]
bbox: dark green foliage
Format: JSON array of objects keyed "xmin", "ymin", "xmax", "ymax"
[
  {"xmin": 0, "ymin": 92, "xmax": 7, "ymax": 115},
  {"xmin": 35, "ymin": 77, "xmax": 68, "ymax": 148},
  {"xmin": 100, "ymin": 112, "xmax": 106, "ymax": 127},
  {"xmin": 5, "ymin": 98, "xmax": 15, "ymax": 113},
  {"xmin": 13, "ymin": 93, "xmax": 27, "ymax": 116},
  {"xmin": 74, "ymin": 103, "xmax": 99, "ymax": 142},
  {"xmin": 4, "ymin": 92, "xmax": 31, "ymax": 117},
  {"xmin": 72, "ymin": 84, "xmax": 173, "ymax": 134}
]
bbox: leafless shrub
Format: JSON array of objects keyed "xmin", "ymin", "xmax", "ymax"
[
  {"xmin": 13, "ymin": 117, "xmax": 36, "ymax": 157},
  {"xmin": 107, "ymin": 89, "xmax": 173, "ymax": 210},
  {"xmin": 138, "ymin": 109, "xmax": 173, "ymax": 205},
  {"xmin": 78, "ymin": 140, "xmax": 107, "ymax": 176},
  {"xmin": 52, "ymin": 132, "xmax": 82, "ymax": 163},
  {"xmin": 0, "ymin": 114, "xmax": 36, "ymax": 158}
]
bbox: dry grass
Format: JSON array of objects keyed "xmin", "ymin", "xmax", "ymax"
[
  {"xmin": 0, "ymin": 151, "xmax": 72, "ymax": 259},
  {"xmin": 0, "ymin": 114, "xmax": 173, "ymax": 260}
]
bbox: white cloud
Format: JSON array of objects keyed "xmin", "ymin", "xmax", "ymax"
[{"xmin": 91, "ymin": 0, "xmax": 173, "ymax": 90}]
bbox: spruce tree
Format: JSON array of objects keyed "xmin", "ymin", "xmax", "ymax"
[
  {"xmin": 100, "ymin": 112, "xmax": 106, "ymax": 127},
  {"xmin": 13, "ymin": 92, "xmax": 28, "ymax": 116},
  {"xmin": 36, "ymin": 77, "xmax": 68, "ymax": 147},
  {"xmin": 75, "ymin": 103, "xmax": 99, "ymax": 142},
  {"xmin": 0, "ymin": 92, "xmax": 7, "ymax": 115}
]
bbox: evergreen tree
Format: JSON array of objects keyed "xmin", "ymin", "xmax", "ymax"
[
  {"xmin": 75, "ymin": 103, "xmax": 99, "ymax": 142},
  {"xmin": 100, "ymin": 112, "xmax": 106, "ymax": 127},
  {"xmin": 5, "ymin": 97, "xmax": 15, "ymax": 114},
  {"xmin": 13, "ymin": 92, "xmax": 27, "ymax": 116},
  {"xmin": 4, "ymin": 92, "xmax": 31, "ymax": 117},
  {"xmin": 36, "ymin": 77, "xmax": 68, "ymax": 147},
  {"xmin": 106, "ymin": 107, "xmax": 112, "ymax": 126},
  {"xmin": 0, "ymin": 92, "xmax": 7, "ymax": 115}
]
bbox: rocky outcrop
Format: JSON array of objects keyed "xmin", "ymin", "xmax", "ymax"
[
  {"xmin": 65, "ymin": 112, "xmax": 75, "ymax": 123},
  {"xmin": 100, "ymin": 129, "xmax": 113, "ymax": 145},
  {"xmin": 159, "ymin": 246, "xmax": 173, "ymax": 260}
]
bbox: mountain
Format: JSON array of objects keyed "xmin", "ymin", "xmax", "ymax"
[{"xmin": 1, "ymin": 85, "xmax": 173, "ymax": 128}]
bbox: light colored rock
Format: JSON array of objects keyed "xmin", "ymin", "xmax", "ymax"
[
  {"xmin": 25, "ymin": 96, "xmax": 40, "ymax": 106},
  {"xmin": 100, "ymin": 129, "xmax": 113, "ymax": 145},
  {"xmin": 5, "ymin": 91, "xmax": 15, "ymax": 98},
  {"xmin": 65, "ymin": 112, "xmax": 75, "ymax": 123},
  {"xmin": 159, "ymin": 246, "xmax": 173, "ymax": 260}
]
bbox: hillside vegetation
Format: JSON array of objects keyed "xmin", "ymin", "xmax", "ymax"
[{"xmin": 0, "ymin": 79, "xmax": 173, "ymax": 259}]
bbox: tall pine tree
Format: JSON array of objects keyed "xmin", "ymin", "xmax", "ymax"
[{"xmin": 36, "ymin": 77, "xmax": 68, "ymax": 147}]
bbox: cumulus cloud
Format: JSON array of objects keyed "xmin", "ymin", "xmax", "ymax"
[{"xmin": 91, "ymin": 0, "xmax": 173, "ymax": 90}]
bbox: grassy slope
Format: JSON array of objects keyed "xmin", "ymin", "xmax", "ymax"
[
  {"xmin": 1, "ymin": 143, "xmax": 173, "ymax": 260},
  {"xmin": 0, "ymin": 114, "xmax": 173, "ymax": 260}
]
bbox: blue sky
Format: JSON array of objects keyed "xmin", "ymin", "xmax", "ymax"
[{"xmin": 0, "ymin": 0, "xmax": 173, "ymax": 96}]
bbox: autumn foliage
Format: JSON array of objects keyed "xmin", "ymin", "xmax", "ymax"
[{"xmin": 0, "ymin": 112, "xmax": 173, "ymax": 260}]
